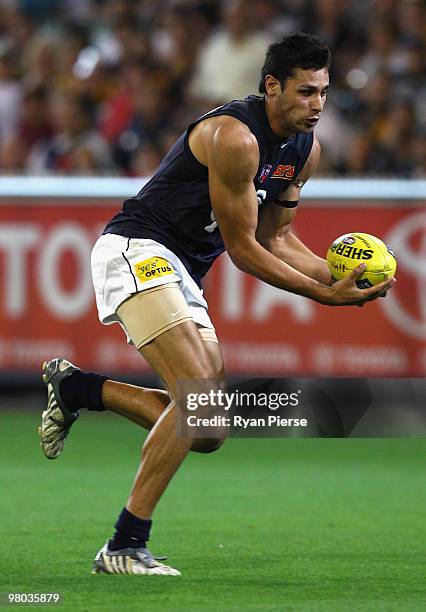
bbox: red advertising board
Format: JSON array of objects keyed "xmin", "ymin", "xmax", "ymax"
[{"xmin": 0, "ymin": 199, "xmax": 425, "ymax": 376}]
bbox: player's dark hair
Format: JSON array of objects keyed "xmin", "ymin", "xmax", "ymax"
[{"xmin": 259, "ymin": 32, "xmax": 331, "ymax": 93}]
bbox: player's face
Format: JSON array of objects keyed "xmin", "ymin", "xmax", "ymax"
[{"xmin": 266, "ymin": 68, "xmax": 329, "ymax": 136}]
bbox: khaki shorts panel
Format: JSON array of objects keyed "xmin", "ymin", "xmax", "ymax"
[{"xmin": 116, "ymin": 283, "xmax": 193, "ymax": 349}]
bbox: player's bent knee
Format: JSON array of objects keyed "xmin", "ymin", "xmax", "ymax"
[{"xmin": 191, "ymin": 437, "xmax": 226, "ymax": 454}]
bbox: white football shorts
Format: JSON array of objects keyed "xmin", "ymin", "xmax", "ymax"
[{"xmin": 91, "ymin": 233, "xmax": 215, "ymax": 335}]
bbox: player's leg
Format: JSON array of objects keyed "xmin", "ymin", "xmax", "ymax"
[
  {"xmin": 101, "ymin": 328, "xmax": 223, "ymax": 451},
  {"xmin": 42, "ymin": 235, "xmax": 224, "ymax": 574},
  {"xmin": 39, "ymin": 359, "xmax": 170, "ymax": 459},
  {"xmin": 102, "ymin": 324, "xmax": 223, "ymax": 431},
  {"xmin": 40, "ymin": 330, "xmax": 221, "ymax": 458},
  {"xmin": 101, "ymin": 382, "xmax": 168, "ymax": 429},
  {"xmin": 125, "ymin": 324, "xmax": 225, "ymax": 518},
  {"xmin": 39, "ymin": 276, "xmax": 212, "ymax": 457},
  {"xmin": 85, "ymin": 232, "xmax": 221, "ymax": 440},
  {"xmin": 93, "ymin": 319, "xmax": 226, "ymax": 575},
  {"xmin": 102, "ymin": 273, "xmax": 224, "ymax": 461}
]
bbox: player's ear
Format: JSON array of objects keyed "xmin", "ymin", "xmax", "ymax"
[{"xmin": 264, "ymin": 75, "xmax": 280, "ymax": 96}]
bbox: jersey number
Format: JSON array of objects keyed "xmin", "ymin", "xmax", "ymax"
[{"xmin": 204, "ymin": 189, "xmax": 267, "ymax": 233}]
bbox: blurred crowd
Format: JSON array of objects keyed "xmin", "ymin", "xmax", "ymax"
[{"xmin": 0, "ymin": 0, "xmax": 424, "ymax": 177}]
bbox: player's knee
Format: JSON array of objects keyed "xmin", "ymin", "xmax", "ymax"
[
  {"xmin": 191, "ymin": 437, "xmax": 226, "ymax": 454},
  {"xmin": 203, "ymin": 437, "xmax": 226, "ymax": 453}
]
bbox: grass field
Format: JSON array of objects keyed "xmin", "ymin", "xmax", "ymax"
[{"xmin": 1, "ymin": 409, "xmax": 425, "ymax": 611}]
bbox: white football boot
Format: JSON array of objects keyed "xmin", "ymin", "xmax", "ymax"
[
  {"xmin": 92, "ymin": 543, "xmax": 181, "ymax": 576},
  {"xmin": 39, "ymin": 358, "xmax": 80, "ymax": 459}
]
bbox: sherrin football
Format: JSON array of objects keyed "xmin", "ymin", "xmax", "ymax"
[{"xmin": 326, "ymin": 232, "xmax": 397, "ymax": 289}]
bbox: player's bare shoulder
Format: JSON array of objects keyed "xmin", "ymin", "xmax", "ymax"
[{"xmin": 189, "ymin": 115, "xmax": 259, "ymax": 184}]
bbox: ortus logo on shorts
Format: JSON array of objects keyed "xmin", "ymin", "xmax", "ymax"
[{"xmin": 134, "ymin": 257, "xmax": 175, "ymax": 282}]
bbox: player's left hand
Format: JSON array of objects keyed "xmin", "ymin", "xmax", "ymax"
[{"xmin": 357, "ymin": 281, "xmax": 395, "ymax": 306}]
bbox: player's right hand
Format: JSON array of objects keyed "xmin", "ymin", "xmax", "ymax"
[{"xmin": 323, "ymin": 263, "xmax": 396, "ymax": 306}]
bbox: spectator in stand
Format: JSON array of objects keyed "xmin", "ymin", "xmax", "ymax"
[
  {"xmin": 153, "ymin": 4, "xmax": 212, "ymax": 101},
  {"xmin": 42, "ymin": 91, "xmax": 114, "ymax": 175},
  {"xmin": 112, "ymin": 85, "xmax": 169, "ymax": 174},
  {"xmin": 130, "ymin": 142, "xmax": 163, "ymax": 177},
  {"xmin": 0, "ymin": 85, "xmax": 52, "ymax": 173},
  {"xmin": 371, "ymin": 101, "xmax": 421, "ymax": 176},
  {"xmin": 189, "ymin": 0, "xmax": 270, "ymax": 105},
  {"xmin": 252, "ymin": 0, "xmax": 301, "ymax": 40},
  {"xmin": 0, "ymin": 49, "xmax": 22, "ymax": 153},
  {"xmin": 21, "ymin": 35, "xmax": 58, "ymax": 90},
  {"xmin": 98, "ymin": 61, "xmax": 168, "ymax": 174}
]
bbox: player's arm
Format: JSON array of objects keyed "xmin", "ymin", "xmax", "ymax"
[
  {"xmin": 256, "ymin": 137, "xmax": 331, "ymax": 285},
  {"xmin": 202, "ymin": 119, "xmax": 393, "ymax": 306}
]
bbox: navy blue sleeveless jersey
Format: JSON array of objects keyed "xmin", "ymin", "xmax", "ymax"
[{"xmin": 104, "ymin": 95, "xmax": 313, "ymax": 287}]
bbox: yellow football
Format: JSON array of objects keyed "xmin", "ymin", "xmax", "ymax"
[{"xmin": 326, "ymin": 232, "xmax": 397, "ymax": 288}]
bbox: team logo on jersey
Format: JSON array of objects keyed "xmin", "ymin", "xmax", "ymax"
[
  {"xmin": 134, "ymin": 257, "xmax": 175, "ymax": 283},
  {"xmin": 271, "ymin": 164, "xmax": 295, "ymax": 179},
  {"xmin": 258, "ymin": 163, "xmax": 273, "ymax": 183}
]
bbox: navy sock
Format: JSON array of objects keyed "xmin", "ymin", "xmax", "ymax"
[
  {"xmin": 109, "ymin": 508, "xmax": 152, "ymax": 550},
  {"xmin": 60, "ymin": 371, "xmax": 108, "ymax": 412}
]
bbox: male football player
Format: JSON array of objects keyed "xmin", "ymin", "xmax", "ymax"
[{"xmin": 39, "ymin": 33, "xmax": 395, "ymax": 576}]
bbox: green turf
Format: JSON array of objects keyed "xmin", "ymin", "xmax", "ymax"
[{"xmin": 0, "ymin": 410, "xmax": 425, "ymax": 611}]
